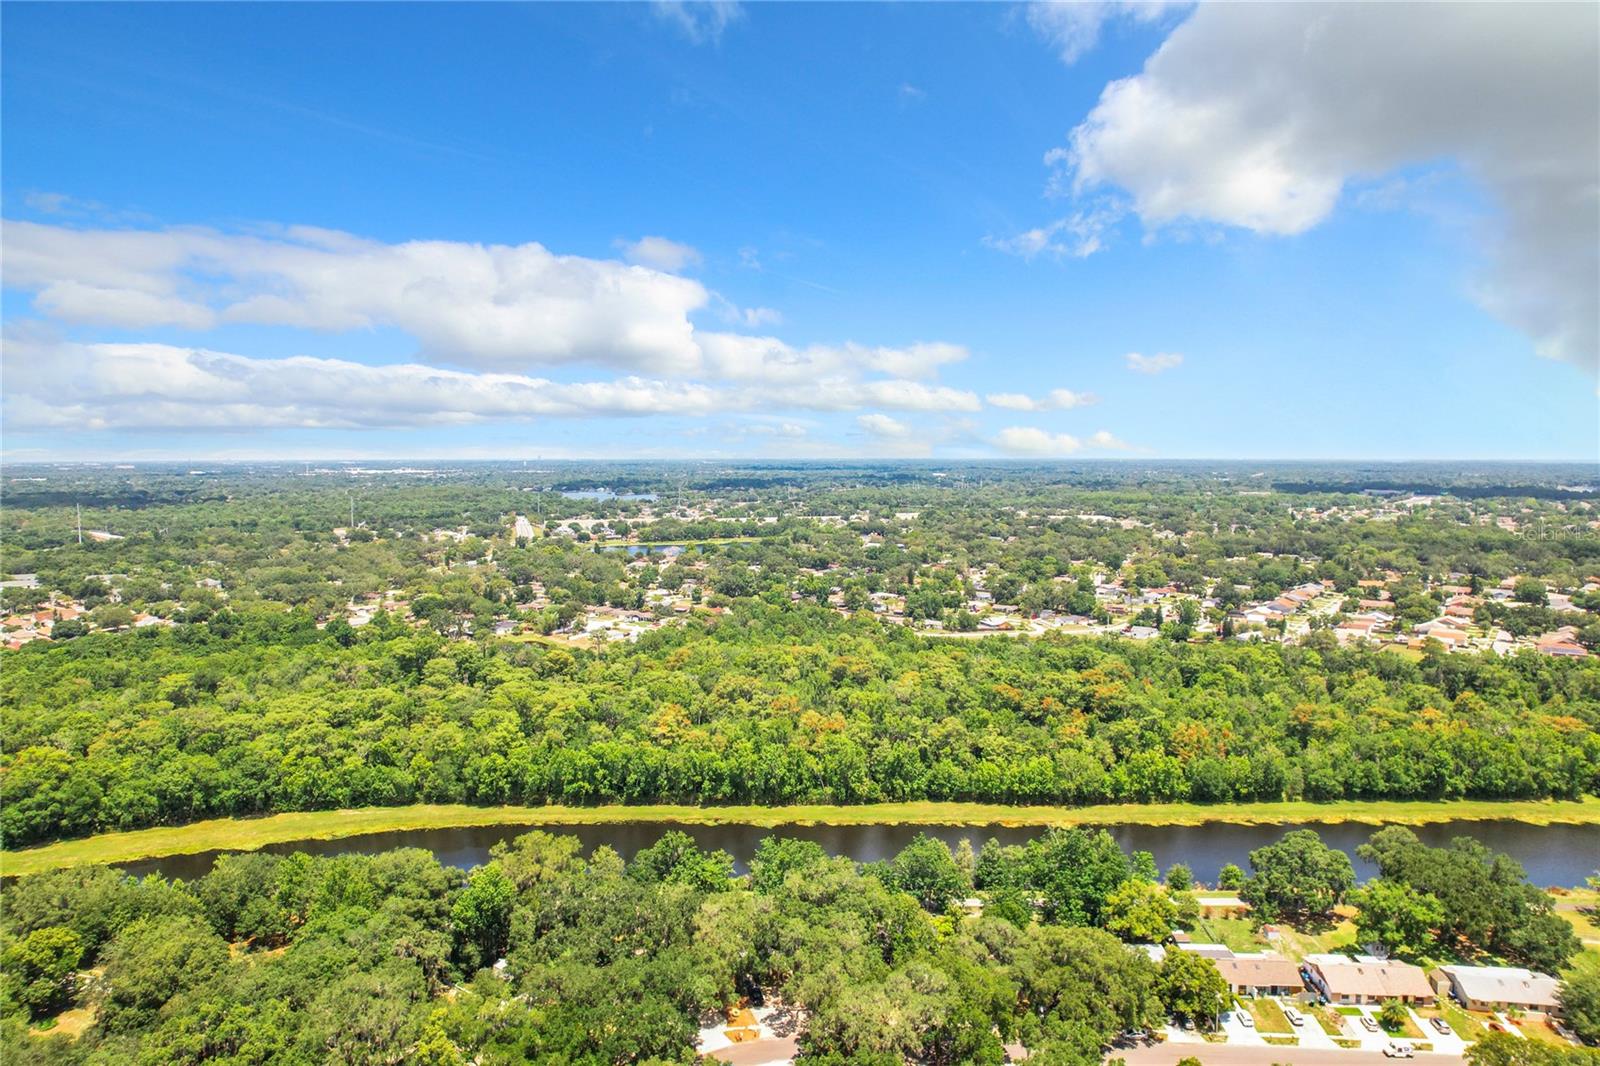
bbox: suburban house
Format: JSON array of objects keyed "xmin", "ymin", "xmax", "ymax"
[
  {"xmin": 1214, "ymin": 955, "xmax": 1305, "ymax": 998},
  {"xmin": 1436, "ymin": 965, "xmax": 1562, "ymax": 1015},
  {"xmin": 1536, "ymin": 634, "xmax": 1590, "ymax": 658},
  {"xmin": 1303, "ymin": 955, "xmax": 1435, "ymax": 1006}
]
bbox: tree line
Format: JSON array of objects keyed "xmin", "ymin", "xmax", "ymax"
[{"xmin": 4, "ymin": 601, "xmax": 1598, "ymax": 848}]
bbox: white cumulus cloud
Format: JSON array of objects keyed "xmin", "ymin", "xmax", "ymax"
[
  {"xmin": 993, "ymin": 426, "xmax": 1081, "ymax": 456},
  {"xmin": 1062, "ymin": 2, "xmax": 1599, "ymax": 373},
  {"xmin": 1087, "ymin": 429, "xmax": 1132, "ymax": 450},
  {"xmin": 3, "ymin": 219, "xmax": 990, "ymax": 396},
  {"xmin": 993, "ymin": 425, "xmax": 1133, "ymax": 456},
  {"xmin": 2, "ymin": 220, "xmax": 711, "ymax": 375}
]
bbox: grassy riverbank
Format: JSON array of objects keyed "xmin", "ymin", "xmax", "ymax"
[{"xmin": 5, "ymin": 797, "xmax": 1598, "ymax": 878}]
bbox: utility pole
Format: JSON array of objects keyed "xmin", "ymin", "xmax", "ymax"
[
  {"xmin": 76, "ymin": 504, "xmax": 83, "ymax": 546},
  {"xmin": 348, "ymin": 490, "xmax": 355, "ymax": 529}
]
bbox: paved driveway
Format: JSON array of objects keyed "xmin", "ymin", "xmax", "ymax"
[
  {"xmin": 1220, "ymin": 1009, "xmax": 1265, "ymax": 1046},
  {"xmin": 1117, "ymin": 1043, "xmax": 1467, "ymax": 1066},
  {"xmin": 706, "ymin": 1035, "xmax": 798, "ymax": 1066}
]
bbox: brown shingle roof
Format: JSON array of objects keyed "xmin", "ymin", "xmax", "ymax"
[
  {"xmin": 1311, "ymin": 958, "xmax": 1432, "ymax": 1000},
  {"xmin": 1214, "ymin": 956, "xmax": 1304, "ymax": 991}
]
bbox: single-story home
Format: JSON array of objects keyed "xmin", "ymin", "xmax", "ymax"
[
  {"xmin": 1303, "ymin": 955, "xmax": 1435, "ymax": 1006},
  {"xmin": 1436, "ymin": 965, "xmax": 1561, "ymax": 1014},
  {"xmin": 1214, "ymin": 955, "xmax": 1305, "ymax": 998}
]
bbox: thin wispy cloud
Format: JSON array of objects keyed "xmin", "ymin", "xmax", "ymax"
[
  {"xmin": 986, "ymin": 389, "xmax": 1099, "ymax": 411},
  {"xmin": 857, "ymin": 412, "xmax": 912, "ymax": 439},
  {"xmin": 652, "ymin": 0, "xmax": 744, "ymax": 44},
  {"xmin": 615, "ymin": 235, "xmax": 702, "ymax": 272},
  {"xmin": 1125, "ymin": 351, "xmax": 1183, "ymax": 374},
  {"xmin": 984, "ymin": 206, "xmax": 1119, "ymax": 260},
  {"xmin": 1025, "ymin": 1, "xmax": 1185, "ymax": 65}
]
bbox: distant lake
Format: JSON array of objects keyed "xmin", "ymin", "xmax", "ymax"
[
  {"xmin": 116, "ymin": 818, "xmax": 1600, "ymax": 888},
  {"xmin": 560, "ymin": 489, "xmax": 658, "ymax": 501}
]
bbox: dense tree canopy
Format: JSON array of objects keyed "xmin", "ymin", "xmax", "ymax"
[
  {"xmin": 1241, "ymin": 829, "xmax": 1356, "ymax": 922},
  {"xmin": 4, "ymin": 607, "xmax": 1596, "ymax": 849},
  {"xmin": 1357, "ymin": 827, "xmax": 1581, "ymax": 972}
]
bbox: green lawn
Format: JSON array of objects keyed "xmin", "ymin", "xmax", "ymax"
[
  {"xmin": 29, "ymin": 1005, "xmax": 95, "ymax": 1041},
  {"xmin": 5, "ymin": 796, "xmax": 1599, "ymax": 879},
  {"xmin": 1313, "ymin": 1007, "xmax": 1348, "ymax": 1036},
  {"xmin": 1567, "ymin": 945, "xmax": 1600, "ymax": 980},
  {"xmin": 1381, "ymin": 1011, "xmax": 1426, "ymax": 1040},
  {"xmin": 1420, "ymin": 1004, "xmax": 1488, "ymax": 1042},
  {"xmin": 1273, "ymin": 916, "xmax": 1360, "ymax": 959},
  {"xmin": 1196, "ymin": 916, "xmax": 1264, "ymax": 954},
  {"xmin": 1553, "ymin": 888, "xmax": 1600, "ymax": 948},
  {"xmin": 1518, "ymin": 1018, "xmax": 1572, "ymax": 1046},
  {"xmin": 1243, "ymin": 997, "xmax": 1294, "ymax": 1034}
]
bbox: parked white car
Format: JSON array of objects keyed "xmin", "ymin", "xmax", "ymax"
[
  {"xmin": 1283, "ymin": 1007, "xmax": 1304, "ymax": 1027},
  {"xmin": 1383, "ymin": 1042, "xmax": 1416, "ymax": 1058}
]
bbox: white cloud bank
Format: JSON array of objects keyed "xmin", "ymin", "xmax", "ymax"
[
  {"xmin": 1060, "ymin": 2, "xmax": 1598, "ymax": 373},
  {"xmin": 1, "ymin": 219, "xmax": 982, "ymax": 406},
  {"xmin": 0, "ymin": 336, "xmax": 721, "ymax": 430},
  {"xmin": 0, "ymin": 333, "xmax": 981, "ymax": 432},
  {"xmin": 2, "ymin": 217, "xmax": 1143, "ymax": 455}
]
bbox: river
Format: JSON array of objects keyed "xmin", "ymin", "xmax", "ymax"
[{"xmin": 115, "ymin": 818, "xmax": 1599, "ymax": 886}]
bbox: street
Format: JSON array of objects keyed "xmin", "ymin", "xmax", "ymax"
[{"xmin": 1116, "ymin": 1044, "xmax": 1467, "ymax": 1066}]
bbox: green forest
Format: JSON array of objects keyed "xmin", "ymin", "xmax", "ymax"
[{"xmin": 3, "ymin": 604, "xmax": 1598, "ymax": 847}]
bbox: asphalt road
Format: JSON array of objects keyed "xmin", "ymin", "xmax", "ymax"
[{"xmin": 1117, "ymin": 1044, "xmax": 1467, "ymax": 1066}]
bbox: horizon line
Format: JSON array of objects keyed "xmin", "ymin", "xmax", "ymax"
[{"xmin": 2, "ymin": 455, "xmax": 1597, "ymax": 467}]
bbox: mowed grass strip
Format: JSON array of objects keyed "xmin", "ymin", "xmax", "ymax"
[
  {"xmin": 4, "ymin": 796, "xmax": 1598, "ymax": 878},
  {"xmin": 1244, "ymin": 997, "xmax": 1294, "ymax": 1034}
]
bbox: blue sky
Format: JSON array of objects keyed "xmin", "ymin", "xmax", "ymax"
[{"xmin": 2, "ymin": 1, "xmax": 1596, "ymax": 461}]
